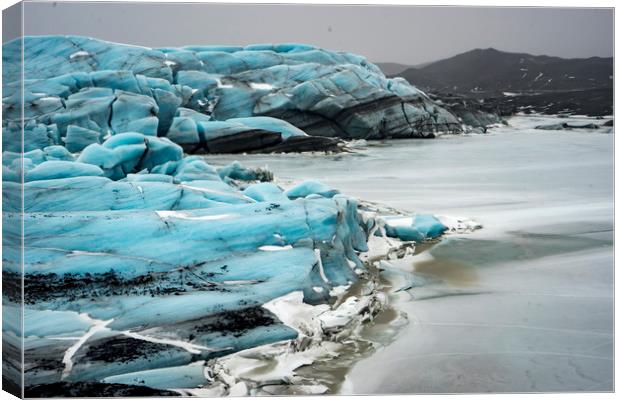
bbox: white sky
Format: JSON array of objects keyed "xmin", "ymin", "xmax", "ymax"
[{"xmin": 5, "ymin": 2, "xmax": 615, "ymax": 65}]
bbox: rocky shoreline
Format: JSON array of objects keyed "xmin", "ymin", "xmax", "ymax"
[{"xmin": 425, "ymin": 88, "xmax": 613, "ymax": 132}]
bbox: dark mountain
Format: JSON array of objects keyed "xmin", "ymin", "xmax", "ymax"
[
  {"xmin": 388, "ymin": 67, "xmax": 444, "ymax": 92},
  {"xmin": 375, "ymin": 62, "xmax": 411, "ymax": 76},
  {"xmin": 393, "ymin": 48, "xmax": 613, "ymax": 94}
]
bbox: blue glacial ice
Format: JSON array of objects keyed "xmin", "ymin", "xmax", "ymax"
[
  {"xmin": 379, "ymin": 214, "xmax": 448, "ymax": 242},
  {"xmin": 3, "ymin": 130, "xmax": 376, "ymax": 389},
  {"xmin": 2, "ymin": 35, "xmax": 461, "ymax": 395},
  {"xmin": 3, "ymin": 35, "xmax": 462, "ymax": 156}
]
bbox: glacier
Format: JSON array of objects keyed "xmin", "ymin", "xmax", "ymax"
[
  {"xmin": 4, "ymin": 139, "xmax": 372, "ymax": 392},
  {"xmin": 3, "ymin": 35, "xmax": 457, "ymax": 396},
  {"xmin": 3, "ymin": 35, "xmax": 462, "ymax": 156}
]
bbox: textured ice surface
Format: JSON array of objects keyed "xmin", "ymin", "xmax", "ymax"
[
  {"xmin": 4, "ymin": 136, "xmax": 449, "ymax": 392},
  {"xmin": 379, "ymin": 214, "xmax": 448, "ymax": 242},
  {"xmin": 2, "ymin": 35, "xmax": 461, "ymax": 395},
  {"xmin": 3, "ymin": 35, "xmax": 461, "ymax": 156},
  {"xmin": 6, "ymin": 157, "xmax": 371, "ymax": 388},
  {"xmin": 2, "ymin": 129, "xmax": 381, "ymax": 390}
]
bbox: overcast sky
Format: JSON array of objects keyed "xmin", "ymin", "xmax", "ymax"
[{"xmin": 8, "ymin": 2, "xmax": 615, "ymax": 65}]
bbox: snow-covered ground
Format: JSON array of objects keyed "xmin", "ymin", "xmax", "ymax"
[{"xmin": 209, "ymin": 115, "xmax": 613, "ymax": 393}]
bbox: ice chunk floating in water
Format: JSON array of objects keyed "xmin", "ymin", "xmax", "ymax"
[{"xmin": 378, "ymin": 214, "xmax": 448, "ymax": 242}]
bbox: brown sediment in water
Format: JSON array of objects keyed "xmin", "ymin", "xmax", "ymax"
[
  {"xmin": 199, "ymin": 214, "xmax": 455, "ymax": 395},
  {"xmin": 292, "ymin": 307, "xmax": 407, "ymax": 395},
  {"xmin": 371, "ymin": 307, "xmax": 399, "ymax": 326},
  {"xmin": 412, "ymin": 257, "xmax": 478, "ymax": 286},
  {"xmin": 303, "ymin": 239, "xmax": 483, "ymax": 393},
  {"xmin": 294, "ymin": 339, "xmax": 374, "ymax": 393},
  {"xmin": 313, "ymin": 241, "xmax": 481, "ymax": 393},
  {"xmin": 291, "ymin": 256, "xmax": 408, "ymax": 394}
]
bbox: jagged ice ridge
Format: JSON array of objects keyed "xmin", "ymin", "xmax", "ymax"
[{"xmin": 3, "ymin": 35, "xmax": 461, "ymax": 155}]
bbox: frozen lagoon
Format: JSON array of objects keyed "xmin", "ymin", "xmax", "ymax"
[{"xmin": 208, "ymin": 115, "xmax": 614, "ymax": 393}]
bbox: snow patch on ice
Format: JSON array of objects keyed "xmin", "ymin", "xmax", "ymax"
[
  {"xmin": 62, "ymin": 315, "xmax": 113, "ymax": 378},
  {"xmin": 249, "ymin": 82, "xmax": 274, "ymax": 90},
  {"xmin": 122, "ymin": 330, "xmax": 215, "ymax": 354},
  {"xmin": 155, "ymin": 210, "xmax": 238, "ymax": 221},
  {"xmin": 69, "ymin": 51, "xmax": 90, "ymax": 59},
  {"xmin": 258, "ymin": 245, "xmax": 293, "ymax": 251},
  {"xmin": 436, "ymin": 215, "xmax": 483, "ymax": 233},
  {"xmin": 315, "ymin": 248, "xmax": 329, "ymax": 283}
]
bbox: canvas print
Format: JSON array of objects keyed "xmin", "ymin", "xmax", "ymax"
[{"xmin": 2, "ymin": 1, "xmax": 614, "ymax": 397}]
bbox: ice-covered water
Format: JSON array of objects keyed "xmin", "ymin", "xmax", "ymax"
[{"xmin": 209, "ymin": 115, "xmax": 614, "ymax": 393}]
